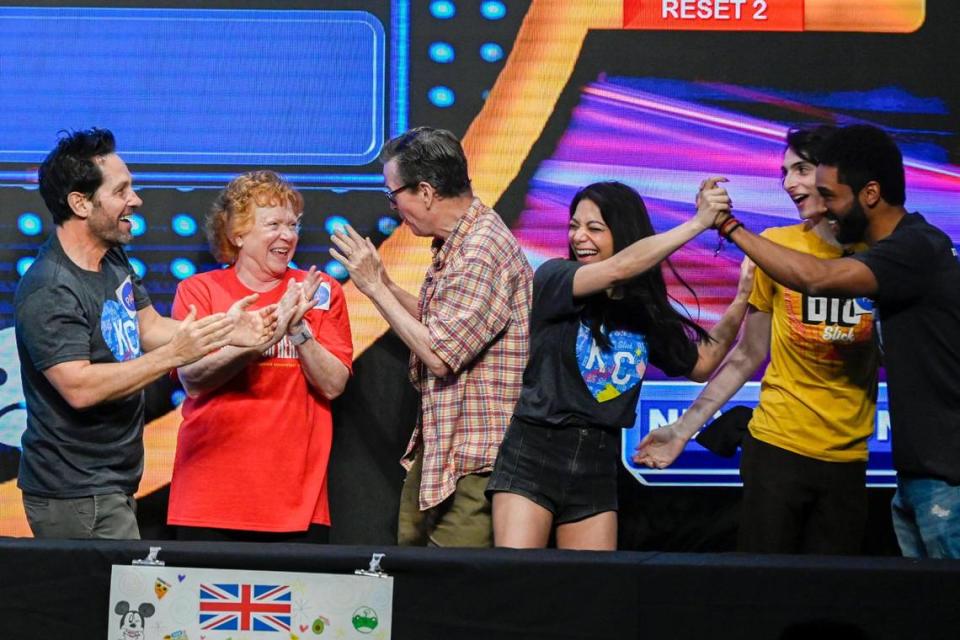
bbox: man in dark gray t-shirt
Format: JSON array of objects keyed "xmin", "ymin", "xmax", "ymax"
[{"xmin": 15, "ymin": 128, "xmax": 274, "ymax": 539}]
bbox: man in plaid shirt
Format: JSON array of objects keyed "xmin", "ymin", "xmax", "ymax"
[{"xmin": 332, "ymin": 127, "xmax": 532, "ymax": 546}]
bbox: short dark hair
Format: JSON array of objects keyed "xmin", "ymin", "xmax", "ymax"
[
  {"xmin": 818, "ymin": 124, "xmax": 906, "ymax": 206},
  {"xmin": 379, "ymin": 127, "xmax": 471, "ymax": 198},
  {"xmin": 785, "ymin": 125, "xmax": 837, "ymax": 165},
  {"xmin": 38, "ymin": 128, "xmax": 117, "ymax": 225}
]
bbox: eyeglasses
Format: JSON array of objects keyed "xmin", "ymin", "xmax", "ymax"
[{"xmin": 384, "ymin": 183, "xmax": 416, "ymax": 205}]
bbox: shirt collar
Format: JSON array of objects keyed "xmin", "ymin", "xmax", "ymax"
[{"xmin": 431, "ymin": 198, "xmax": 484, "ymax": 270}]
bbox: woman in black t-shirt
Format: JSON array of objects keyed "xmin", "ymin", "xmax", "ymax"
[{"xmin": 486, "ymin": 180, "xmax": 753, "ymax": 550}]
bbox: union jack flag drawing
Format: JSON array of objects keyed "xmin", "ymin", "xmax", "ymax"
[{"xmin": 199, "ymin": 583, "xmax": 291, "ymax": 632}]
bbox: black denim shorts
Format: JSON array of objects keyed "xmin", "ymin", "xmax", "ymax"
[{"xmin": 486, "ymin": 417, "xmax": 620, "ymax": 524}]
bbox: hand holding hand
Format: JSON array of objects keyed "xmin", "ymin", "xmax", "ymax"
[{"xmin": 694, "ymin": 177, "xmax": 732, "ymax": 231}]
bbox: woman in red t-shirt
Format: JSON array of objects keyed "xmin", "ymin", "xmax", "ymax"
[{"xmin": 167, "ymin": 171, "xmax": 353, "ymax": 542}]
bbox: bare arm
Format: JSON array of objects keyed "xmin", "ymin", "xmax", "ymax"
[
  {"xmin": 292, "ymin": 332, "xmax": 350, "ymax": 399},
  {"xmin": 728, "ymin": 225, "xmax": 877, "ymax": 297},
  {"xmin": 687, "ymin": 259, "xmax": 755, "ymax": 382},
  {"xmin": 356, "ymin": 282, "xmax": 450, "ymax": 377},
  {"xmin": 286, "ymin": 272, "xmax": 351, "ymax": 400},
  {"xmin": 44, "ymin": 306, "xmax": 234, "ymax": 409},
  {"xmin": 385, "ymin": 273, "xmax": 420, "ymax": 317},
  {"xmin": 571, "ymin": 178, "xmax": 731, "ymax": 297},
  {"xmin": 633, "ymin": 307, "xmax": 771, "ymax": 468},
  {"xmin": 137, "ymin": 305, "xmax": 181, "ymax": 352},
  {"xmin": 331, "ymin": 227, "xmax": 451, "ymax": 377}
]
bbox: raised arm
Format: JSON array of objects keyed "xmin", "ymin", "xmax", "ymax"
[
  {"xmin": 286, "ymin": 270, "xmax": 351, "ymax": 400},
  {"xmin": 331, "ymin": 226, "xmax": 452, "ymax": 377},
  {"xmin": 571, "ymin": 177, "xmax": 731, "ymax": 298},
  {"xmin": 726, "ymin": 224, "xmax": 877, "ymax": 297},
  {"xmin": 634, "ymin": 307, "xmax": 771, "ymax": 468},
  {"xmin": 687, "ymin": 258, "xmax": 755, "ymax": 382}
]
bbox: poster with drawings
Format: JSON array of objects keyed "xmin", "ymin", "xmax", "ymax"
[{"xmin": 109, "ymin": 565, "xmax": 392, "ymax": 640}]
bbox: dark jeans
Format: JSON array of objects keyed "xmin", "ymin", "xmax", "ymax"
[
  {"xmin": 22, "ymin": 492, "xmax": 140, "ymax": 540},
  {"xmin": 738, "ymin": 435, "xmax": 867, "ymax": 554}
]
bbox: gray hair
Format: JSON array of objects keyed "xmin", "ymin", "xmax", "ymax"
[{"xmin": 379, "ymin": 127, "xmax": 471, "ymax": 198}]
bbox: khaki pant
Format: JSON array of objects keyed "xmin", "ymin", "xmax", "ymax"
[{"xmin": 397, "ymin": 448, "xmax": 492, "ymax": 547}]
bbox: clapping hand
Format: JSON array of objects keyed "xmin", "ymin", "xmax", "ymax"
[{"xmin": 225, "ymin": 293, "xmax": 279, "ymax": 347}]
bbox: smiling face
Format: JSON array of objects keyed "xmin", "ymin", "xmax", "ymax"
[
  {"xmin": 816, "ymin": 164, "xmax": 869, "ymax": 244},
  {"xmin": 569, "ymin": 198, "xmax": 615, "ymax": 263},
  {"xmin": 234, "ymin": 204, "xmax": 301, "ymax": 284},
  {"xmin": 84, "ymin": 153, "xmax": 142, "ymax": 247},
  {"xmin": 781, "ymin": 147, "xmax": 825, "ymax": 223}
]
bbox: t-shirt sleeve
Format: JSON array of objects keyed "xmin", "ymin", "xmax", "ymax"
[
  {"xmin": 427, "ymin": 243, "xmax": 523, "ymax": 374},
  {"xmin": 851, "ymin": 225, "xmax": 938, "ymax": 304},
  {"xmin": 115, "ymin": 248, "xmax": 151, "ymax": 311},
  {"xmin": 309, "ymin": 277, "xmax": 353, "ymax": 373},
  {"xmin": 532, "ymin": 258, "xmax": 584, "ymax": 322},
  {"xmin": 748, "ymin": 229, "xmax": 778, "ymax": 313},
  {"xmin": 648, "ymin": 331, "xmax": 699, "ymax": 378},
  {"xmin": 16, "ymin": 285, "xmax": 93, "ymax": 370},
  {"xmin": 171, "ymin": 276, "xmax": 213, "ymax": 321}
]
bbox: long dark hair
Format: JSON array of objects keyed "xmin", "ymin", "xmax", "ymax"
[{"xmin": 569, "ymin": 182, "xmax": 710, "ymax": 368}]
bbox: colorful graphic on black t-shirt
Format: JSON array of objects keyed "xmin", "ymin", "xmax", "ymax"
[
  {"xmin": 576, "ymin": 323, "xmax": 648, "ymax": 402},
  {"xmin": 100, "ymin": 276, "xmax": 141, "ymax": 362}
]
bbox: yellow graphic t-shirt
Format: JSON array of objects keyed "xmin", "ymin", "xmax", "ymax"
[{"xmin": 748, "ymin": 224, "xmax": 878, "ymax": 462}]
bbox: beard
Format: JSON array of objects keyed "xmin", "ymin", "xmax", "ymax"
[
  {"xmin": 88, "ymin": 206, "xmax": 133, "ymax": 246},
  {"xmin": 834, "ymin": 199, "xmax": 869, "ymax": 244}
]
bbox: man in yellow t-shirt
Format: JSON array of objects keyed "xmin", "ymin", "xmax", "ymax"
[{"xmin": 635, "ymin": 126, "xmax": 879, "ymax": 554}]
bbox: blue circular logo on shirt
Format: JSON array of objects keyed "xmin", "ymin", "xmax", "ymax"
[
  {"xmin": 101, "ymin": 300, "xmax": 141, "ymax": 361},
  {"xmin": 313, "ymin": 283, "xmax": 331, "ymax": 308},
  {"xmin": 121, "ymin": 281, "xmax": 136, "ymax": 313}
]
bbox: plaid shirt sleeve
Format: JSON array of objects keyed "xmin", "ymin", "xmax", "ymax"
[{"xmin": 426, "ymin": 245, "xmax": 516, "ymax": 374}]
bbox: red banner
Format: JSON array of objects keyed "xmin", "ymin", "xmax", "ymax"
[{"xmin": 624, "ymin": 0, "xmax": 804, "ymax": 31}]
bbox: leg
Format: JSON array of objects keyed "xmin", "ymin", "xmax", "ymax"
[
  {"xmin": 555, "ymin": 511, "xmax": 617, "ymax": 551},
  {"xmin": 899, "ymin": 476, "xmax": 960, "ymax": 559},
  {"xmin": 397, "ymin": 447, "xmax": 430, "ymax": 546},
  {"xmin": 91, "ymin": 494, "xmax": 140, "ymax": 540},
  {"xmin": 803, "ymin": 461, "xmax": 867, "ymax": 555},
  {"xmin": 492, "ymin": 492, "xmax": 553, "ymax": 548},
  {"xmin": 23, "ymin": 493, "xmax": 95, "ymax": 539},
  {"xmin": 23, "ymin": 492, "xmax": 139, "ymax": 540},
  {"xmin": 891, "ymin": 485, "xmax": 925, "ymax": 558},
  {"xmin": 428, "ymin": 472, "xmax": 493, "ymax": 548},
  {"xmin": 738, "ymin": 437, "xmax": 810, "ymax": 553}
]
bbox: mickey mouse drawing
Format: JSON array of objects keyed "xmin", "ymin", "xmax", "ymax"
[{"xmin": 115, "ymin": 601, "xmax": 155, "ymax": 640}]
